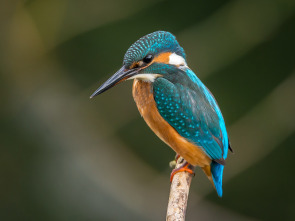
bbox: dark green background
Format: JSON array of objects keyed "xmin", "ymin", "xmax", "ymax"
[{"xmin": 1, "ymin": 0, "xmax": 295, "ymax": 220}]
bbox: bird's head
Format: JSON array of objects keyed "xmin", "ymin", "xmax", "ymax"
[{"xmin": 90, "ymin": 31, "xmax": 187, "ymax": 98}]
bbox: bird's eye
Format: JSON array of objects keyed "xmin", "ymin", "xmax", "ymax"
[{"xmin": 143, "ymin": 54, "xmax": 153, "ymax": 64}]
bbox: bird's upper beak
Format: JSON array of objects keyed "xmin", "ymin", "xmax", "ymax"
[{"xmin": 90, "ymin": 66, "xmax": 138, "ymax": 98}]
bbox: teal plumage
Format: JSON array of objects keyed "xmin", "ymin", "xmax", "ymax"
[
  {"xmin": 153, "ymin": 73, "xmax": 228, "ymax": 160},
  {"xmin": 152, "ymin": 68, "xmax": 228, "ymax": 196}
]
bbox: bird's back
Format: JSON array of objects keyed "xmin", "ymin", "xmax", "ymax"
[{"xmin": 153, "ymin": 67, "xmax": 229, "ymax": 162}]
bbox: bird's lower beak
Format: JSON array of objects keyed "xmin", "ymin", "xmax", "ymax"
[{"xmin": 90, "ymin": 66, "xmax": 138, "ymax": 98}]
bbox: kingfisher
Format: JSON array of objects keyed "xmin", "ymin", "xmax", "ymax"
[{"xmin": 90, "ymin": 31, "xmax": 232, "ymax": 197}]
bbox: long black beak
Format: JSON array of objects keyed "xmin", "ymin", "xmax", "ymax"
[{"xmin": 90, "ymin": 66, "xmax": 138, "ymax": 98}]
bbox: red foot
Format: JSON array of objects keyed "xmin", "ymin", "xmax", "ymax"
[{"xmin": 170, "ymin": 162, "xmax": 195, "ymax": 182}]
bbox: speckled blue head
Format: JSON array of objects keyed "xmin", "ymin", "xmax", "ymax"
[
  {"xmin": 90, "ymin": 31, "xmax": 187, "ymax": 97},
  {"xmin": 123, "ymin": 31, "xmax": 186, "ymax": 68}
]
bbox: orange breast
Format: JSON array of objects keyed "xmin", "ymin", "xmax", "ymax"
[{"xmin": 132, "ymin": 79, "xmax": 211, "ymax": 167}]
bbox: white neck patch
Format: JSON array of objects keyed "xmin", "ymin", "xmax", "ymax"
[
  {"xmin": 128, "ymin": 73, "xmax": 161, "ymax": 82},
  {"xmin": 169, "ymin": 53, "xmax": 187, "ymax": 67}
]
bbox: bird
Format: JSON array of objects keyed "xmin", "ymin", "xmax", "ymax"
[{"xmin": 90, "ymin": 31, "xmax": 232, "ymax": 197}]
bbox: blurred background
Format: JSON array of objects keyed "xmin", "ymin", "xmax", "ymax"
[{"xmin": 1, "ymin": 0, "xmax": 295, "ymax": 220}]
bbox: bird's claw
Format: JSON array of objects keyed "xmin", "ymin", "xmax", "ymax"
[{"xmin": 170, "ymin": 162, "xmax": 195, "ymax": 182}]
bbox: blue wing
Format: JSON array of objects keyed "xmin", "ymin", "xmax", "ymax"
[{"xmin": 153, "ymin": 68, "xmax": 229, "ymax": 162}]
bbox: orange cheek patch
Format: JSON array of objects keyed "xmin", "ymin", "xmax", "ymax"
[
  {"xmin": 129, "ymin": 52, "xmax": 172, "ymax": 70},
  {"xmin": 152, "ymin": 52, "xmax": 172, "ymax": 64},
  {"xmin": 130, "ymin": 62, "xmax": 140, "ymax": 69}
]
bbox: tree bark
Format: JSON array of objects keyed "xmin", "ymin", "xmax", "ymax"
[{"xmin": 166, "ymin": 157, "xmax": 195, "ymax": 221}]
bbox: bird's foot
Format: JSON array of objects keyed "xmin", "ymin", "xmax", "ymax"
[{"xmin": 170, "ymin": 161, "xmax": 195, "ymax": 182}]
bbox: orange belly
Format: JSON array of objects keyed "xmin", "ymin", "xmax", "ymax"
[{"xmin": 132, "ymin": 79, "xmax": 211, "ymax": 167}]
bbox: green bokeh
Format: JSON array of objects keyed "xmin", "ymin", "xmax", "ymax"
[{"xmin": 1, "ymin": 0, "xmax": 295, "ymax": 220}]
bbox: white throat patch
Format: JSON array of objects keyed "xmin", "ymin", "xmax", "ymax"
[
  {"xmin": 128, "ymin": 74, "xmax": 161, "ymax": 82},
  {"xmin": 169, "ymin": 53, "xmax": 187, "ymax": 67}
]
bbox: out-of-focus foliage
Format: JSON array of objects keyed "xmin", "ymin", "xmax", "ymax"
[{"xmin": 1, "ymin": 0, "xmax": 295, "ymax": 220}]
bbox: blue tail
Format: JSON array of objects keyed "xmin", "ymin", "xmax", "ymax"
[{"xmin": 211, "ymin": 161, "xmax": 224, "ymax": 197}]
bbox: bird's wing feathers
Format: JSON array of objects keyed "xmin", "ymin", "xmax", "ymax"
[{"xmin": 153, "ymin": 70, "xmax": 228, "ymax": 162}]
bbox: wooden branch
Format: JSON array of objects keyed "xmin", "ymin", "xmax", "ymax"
[{"xmin": 166, "ymin": 157, "xmax": 195, "ymax": 221}]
